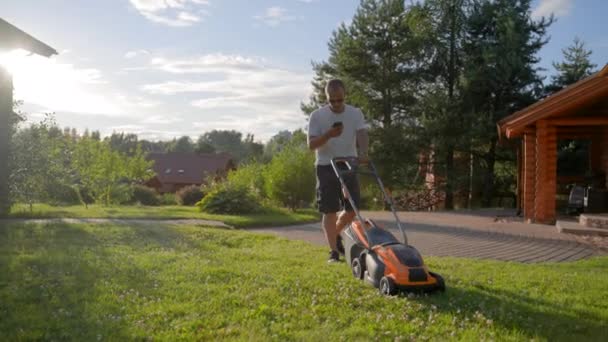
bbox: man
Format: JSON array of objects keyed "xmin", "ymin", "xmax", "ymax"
[{"xmin": 308, "ymin": 79, "xmax": 369, "ymax": 263}]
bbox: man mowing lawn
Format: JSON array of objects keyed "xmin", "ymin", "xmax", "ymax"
[{"xmin": 307, "ymin": 79, "xmax": 370, "ymax": 263}]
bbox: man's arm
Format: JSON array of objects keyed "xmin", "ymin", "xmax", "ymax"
[{"xmin": 308, "ymin": 126, "xmax": 342, "ymax": 150}]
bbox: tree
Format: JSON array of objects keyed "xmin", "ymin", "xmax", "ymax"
[
  {"xmin": 546, "ymin": 37, "xmax": 597, "ymax": 93},
  {"xmin": 72, "ymin": 138, "xmax": 153, "ymax": 206},
  {"xmin": 168, "ymin": 135, "xmax": 195, "ymax": 153},
  {"xmin": 197, "ymin": 130, "xmax": 262, "ymax": 162},
  {"xmin": 106, "ymin": 132, "xmax": 139, "ymax": 156},
  {"xmin": 417, "ymin": 0, "xmax": 469, "ymax": 209},
  {"xmin": 461, "ymin": 0, "xmax": 552, "ymax": 206},
  {"xmin": 302, "ymin": 0, "xmax": 435, "ymax": 188},
  {"xmin": 9, "ymin": 117, "xmax": 55, "ymax": 211}
]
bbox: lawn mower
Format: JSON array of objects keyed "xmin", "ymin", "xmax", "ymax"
[{"xmin": 331, "ymin": 157, "xmax": 445, "ymax": 296}]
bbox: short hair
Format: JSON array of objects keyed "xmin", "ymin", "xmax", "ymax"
[{"xmin": 325, "ymin": 79, "xmax": 346, "ymax": 95}]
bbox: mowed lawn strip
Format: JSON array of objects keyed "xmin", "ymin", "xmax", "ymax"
[
  {"xmin": 0, "ymin": 222, "xmax": 606, "ymax": 341},
  {"xmin": 9, "ymin": 204, "xmax": 320, "ymax": 228}
]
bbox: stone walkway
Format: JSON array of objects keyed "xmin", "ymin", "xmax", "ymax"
[{"xmin": 252, "ymin": 210, "xmax": 605, "ymax": 263}]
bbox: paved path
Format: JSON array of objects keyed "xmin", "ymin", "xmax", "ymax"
[
  {"xmin": 251, "ymin": 210, "xmax": 605, "ymax": 263},
  {"xmin": 3, "ymin": 211, "xmax": 605, "ymax": 263}
]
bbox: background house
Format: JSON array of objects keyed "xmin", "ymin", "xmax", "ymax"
[{"xmin": 145, "ymin": 152, "xmax": 236, "ymax": 193}]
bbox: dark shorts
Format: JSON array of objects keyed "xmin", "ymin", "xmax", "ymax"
[{"xmin": 316, "ymin": 165, "xmax": 361, "ymax": 214}]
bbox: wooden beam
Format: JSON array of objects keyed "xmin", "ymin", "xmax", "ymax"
[
  {"xmin": 0, "ymin": 67, "xmax": 12, "ymax": 216},
  {"xmin": 551, "ymin": 117, "xmax": 608, "ymax": 126}
]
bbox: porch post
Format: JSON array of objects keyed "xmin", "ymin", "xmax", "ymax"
[
  {"xmin": 603, "ymin": 128, "xmax": 608, "ymax": 188},
  {"xmin": 535, "ymin": 120, "xmax": 557, "ymax": 224},
  {"xmin": 523, "ymin": 130, "xmax": 536, "ymax": 222},
  {"xmin": 0, "ymin": 66, "xmax": 12, "ymax": 216}
]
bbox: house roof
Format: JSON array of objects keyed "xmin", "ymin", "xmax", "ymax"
[
  {"xmin": 0, "ymin": 18, "xmax": 58, "ymax": 57},
  {"xmin": 498, "ymin": 64, "xmax": 608, "ymax": 139},
  {"xmin": 147, "ymin": 152, "xmax": 235, "ymax": 185}
]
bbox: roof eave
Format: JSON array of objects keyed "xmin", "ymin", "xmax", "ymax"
[{"xmin": 0, "ymin": 18, "xmax": 58, "ymax": 57}]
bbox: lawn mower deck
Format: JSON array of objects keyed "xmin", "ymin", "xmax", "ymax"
[{"xmin": 331, "ymin": 157, "xmax": 445, "ymax": 295}]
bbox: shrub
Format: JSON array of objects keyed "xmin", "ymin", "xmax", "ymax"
[
  {"xmin": 197, "ymin": 182, "xmax": 260, "ymax": 214},
  {"xmin": 159, "ymin": 193, "xmax": 177, "ymax": 205},
  {"xmin": 109, "ymin": 184, "xmax": 135, "ymax": 205},
  {"xmin": 227, "ymin": 162, "xmax": 266, "ymax": 199},
  {"xmin": 176, "ymin": 185, "xmax": 205, "ymax": 206},
  {"xmin": 132, "ymin": 185, "xmax": 160, "ymax": 206},
  {"xmin": 264, "ymin": 144, "xmax": 315, "ymax": 210},
  {"xmin": 46, "ymin": 182, "xmax": 81, "ymax": 205}
]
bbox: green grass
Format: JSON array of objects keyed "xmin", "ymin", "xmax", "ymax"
[
  {"xmin": 0, "ymin": 222, "xmax": 606, "ymax": 341},
  {"xmin": 8, "ymin": 203, "xmax": 320, "ymax": 228}
]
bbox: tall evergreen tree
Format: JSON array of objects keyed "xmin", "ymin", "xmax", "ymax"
[
  {"xmin": 418, "ymin": 0, "xmax": 469, "ymax": 209},
  {"xmin": 546, "ymin": 37, "xmax": 597, "ymax": 93},
  {"xmin": 462, "ymin": 0, "xmax": 552, "ymax": 206},
  {"xmin": 302, "ymin": 0, "xmax": 435, "ymax": 187}
]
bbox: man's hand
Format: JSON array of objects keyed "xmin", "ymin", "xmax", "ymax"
[
  {"xmin": 326, "ymin": 125, "xmax": 343, "ymax": 138},
  {"xmin": 308, "ymin": 126, "xmax": 342, "ymax": 150}
]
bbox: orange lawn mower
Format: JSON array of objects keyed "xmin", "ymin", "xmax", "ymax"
[{"xmin": 331, "ymin": 157, "xmax": 445, "ymax": 296}]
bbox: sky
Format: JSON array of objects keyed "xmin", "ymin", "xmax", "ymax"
[{"xmin": 0, "ymin": 0, "xmax": 606, "ymax": 143}]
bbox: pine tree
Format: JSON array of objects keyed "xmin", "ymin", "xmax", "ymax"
[
  {"xmin": 462, "ymin": 0, "xmax": 552, "ymax": 206},
  {"xmin": 546, "ymin": 37, "xmax": 597, "ymax": 93}
]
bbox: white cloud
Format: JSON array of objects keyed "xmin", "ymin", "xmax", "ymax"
[
  {"xmin": 141, "ymin": 53, "xmax": 312, "ymax": 141},
  {"xmin": 129, "ymin": 0, "xmax": 209, "ymax": 27},
  {"xmin": 150, "ymin": 53, "xmax": 262, "ymax": 74},
  {"xmin": 142, "ymin": 114, "xmax": 183, "ymax": 124},
  {"xmin": 125, "ymin": 49, "xmax": 150, "ymax": 59},
  {"xmin": 531, "ymin": 0, "xmax": 573, "ymax": 19},
  {"xmin": 254, "ymin": 7, "xmax": 296, "ymax": 27}
]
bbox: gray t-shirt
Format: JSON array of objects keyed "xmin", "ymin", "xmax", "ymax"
[{"xmin": 308, "ymin": 104, "xmax": 368, "ymax": 165}]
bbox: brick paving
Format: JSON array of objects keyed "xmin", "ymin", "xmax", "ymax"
[{"xmin": 252, "ymin": 210, "xmax": 605, "ymax": 263}]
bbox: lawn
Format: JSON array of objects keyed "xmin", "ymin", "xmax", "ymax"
[
  {"xmin": 0, "ymin": 222, "xmax": 606, "ymax": 341},
  {"xmin": 9, "ymin": 203, "xmax": 320, "ymax": 228}
]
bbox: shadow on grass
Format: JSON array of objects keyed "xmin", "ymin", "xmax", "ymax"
[
  {"xmin": 412, "ymin": 284, "xmax": 607, "ymax": 340},
  {"xmin": 0, "ymin": 221, "xmax": 203, "ymax": 340}
]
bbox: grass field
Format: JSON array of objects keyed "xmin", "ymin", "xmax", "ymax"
[
  {"xmin": 9, "ymin": 204, "xmax": 320, "ymax": 228},
  {"xmin": 0, "ymin": 221, "xmax": 606, "ymax": 341}
]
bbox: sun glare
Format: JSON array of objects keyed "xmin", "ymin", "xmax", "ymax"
[{"xmin": 0, "ymin": 49, "xmax": 121, "ymax": 116}]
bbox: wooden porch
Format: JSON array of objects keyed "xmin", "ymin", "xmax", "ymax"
[{"xmin": 499, "ymin": 65, "xmax": 608, "ymax": 224}]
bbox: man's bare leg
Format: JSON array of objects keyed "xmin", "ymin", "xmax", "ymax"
[
  {"xmin": 336, "ymin": 210, "xmax": 356, "ymax": 234},
  {"xmin": 322, "ymin": 212, "xmax": 338, "ymax": 251}
]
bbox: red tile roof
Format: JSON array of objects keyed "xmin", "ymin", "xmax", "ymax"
[{"xmin": 147, "ymin": 152, "xmax": 235, "ymax": 185}]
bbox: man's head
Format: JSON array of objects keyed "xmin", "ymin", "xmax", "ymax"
[{"xmin": 325, "ymin": 79, "xmax": 346, "ymax": 113}]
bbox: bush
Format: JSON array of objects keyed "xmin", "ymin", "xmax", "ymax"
[
  {"xmin": 197, "ymin": 182, "xmax": 260, "ymax": 214},
  {"xmin": 132, "ymin": 185, "xmax": 160, "ymax": 206},
  {"xmin": 46, "ymin": 182, "xmax": 81, "ymax": 205},
  {"xmin": 264, "ymin": 144, "xmax": 315, "ymax": 210},
  {"xmin": 108, "ymin": 184, "xmax": 135, "ymax": 205},
  {"xmin": 227, "ymin": 162, "xmax": 267, "ymax": 198},
  {"xmin": 176, "ymin": 185, "xmax": 205, "ymax": 206},
  {"xmin": 159, "ymin": 193, "xmax": 177, "ymax": 205}
]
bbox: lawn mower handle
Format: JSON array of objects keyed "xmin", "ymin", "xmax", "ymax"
[{"xmin": 330, "ymin": 157, "xmax": 408, "ymax": 245}]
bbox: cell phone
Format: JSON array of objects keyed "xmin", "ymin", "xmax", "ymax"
[{"xmin": 332, "ymin": 121, "xmax": 343, "ymax": 128}]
